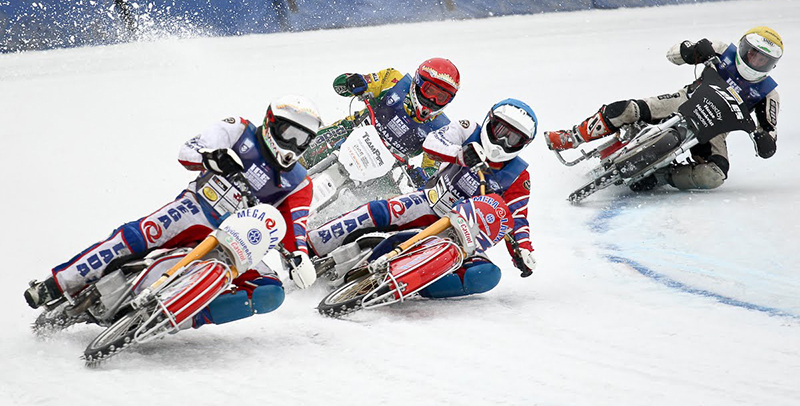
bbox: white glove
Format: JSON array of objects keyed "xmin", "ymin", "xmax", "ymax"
[
  {"xmin": 288, "ymin": 251, "xmax": 316, "ymax": 289},
  {"xmin": 515, "ymin": 248, "xmax": 537, "ymax": 277}
]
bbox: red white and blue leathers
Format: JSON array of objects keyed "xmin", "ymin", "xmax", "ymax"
[
  {"xmin": 51, "ymin": 117, "xmax": 312, "ymax": 324},
  {"xmin": 307, "ymin": 119, "xmax": 533, "ymax": 298}
]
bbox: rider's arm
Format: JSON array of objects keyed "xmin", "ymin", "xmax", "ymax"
[
  {"xmin": 422, "ymin": 120, "xmax": 479, "ymax": 164},
  {"xmin": 752, "ymin": 88, "xmax": 780, "ymax": 158},
  {"xmin": 275, "ymin": 177, "xmax": 313, "ymax": 255},
  {"xmin": 332, "ymin": 68, "xmax": 405, "ymax": 99},
  {"xmin": 178, "ymin": 118, "xmax": 247, "ymax": 170},
  {"xmin": 501, "ymin": 170, "xmax": 533, "ymax": 255},
  {"xmin": 666, "ymin": 39, "xmax": 729, "ymax": 65}
]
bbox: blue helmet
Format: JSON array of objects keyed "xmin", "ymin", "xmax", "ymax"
[{"xmin": 480, "ymin": 98, "xmax": 537, "ymax": 162}]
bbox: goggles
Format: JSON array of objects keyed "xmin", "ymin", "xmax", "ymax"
[
  {"xmin": 414, "ymin": 76, "xmax": 455, "ymax": 109},
  {"xmin": 265, "ymin": 112, "xmax": 316, "ymax": 153},
  {"xmin": 487, "ymin": 113, "xmax": 531, "ymax": 152}
]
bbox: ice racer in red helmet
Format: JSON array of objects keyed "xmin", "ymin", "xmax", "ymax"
[{"xmin": 299, "ymin": 58, "xmax": 461, "ymax": 181}]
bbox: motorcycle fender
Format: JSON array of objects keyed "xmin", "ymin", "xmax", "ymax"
[
  {"xmin": 388, "ymin": 239, "xmax": 463, "ymax": 299},
  {"xmin": 160, "ymin": 261, "xmax": 231, "ymax": 327}
]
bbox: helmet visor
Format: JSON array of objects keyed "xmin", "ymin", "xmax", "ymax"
[
  {"xmin": 739, "ymin": 37, "xmax": 780, "ymax": 73},
  {"xmin": 266, "ymin": 113, "xmax": 316, "ymax": 154},
  {"xmin": 414, "ymin": 76, "xmax": 454, "ymax": 109},
  {"xmin": 487, "ymin": 114, "xmax": 532, "ymax": 153}
]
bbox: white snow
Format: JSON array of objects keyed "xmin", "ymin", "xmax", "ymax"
[{"xmin": 1, "ymin": 1, "xmax": 799, "ymax": 405}]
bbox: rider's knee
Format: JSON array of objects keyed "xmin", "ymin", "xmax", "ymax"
[
  {"xmin": 198, "ymin": 285, "xmax": 285, "ymax": 327},
  {"xmin": 669, "ymin": 159, "xmax": 727, "ymax": 190},
  {"xmin": 604, "ymin": 99, "xmax": 651, "ymax": 128},
  {"xmin": 462, "ymin": 262, "xmax": 501, "ymax": 295}
]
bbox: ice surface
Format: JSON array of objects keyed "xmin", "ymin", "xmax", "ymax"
[{"xmin": 1, "ymin": 1, "xmax": 798, "ymax": 405}]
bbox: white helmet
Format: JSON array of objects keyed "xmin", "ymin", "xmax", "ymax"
[
  {"xmin": 480, "ymin": 99, "xmax": 537, "ymax": 162},
  {"xmin": 263, "ymin": 95, "xmax": 323, "ymax": 169},
  {"xmin": 735, "ymin": 26, "xmax": 783, "ymax": 82}
]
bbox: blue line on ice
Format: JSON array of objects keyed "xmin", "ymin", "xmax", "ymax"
[{"xmin": 589, "ymin": 198, "xmax": 800, "ymax": 320}]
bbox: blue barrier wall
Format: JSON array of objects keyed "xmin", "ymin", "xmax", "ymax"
[{"xmin": 0, "ymin": 0, "xmax": 725, "ymax": 53}]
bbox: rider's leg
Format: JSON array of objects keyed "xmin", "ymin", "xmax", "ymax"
[
  {"xmin": 31, "ymin": 192, "xmax": 214, "ymax": 308},
  {"xmin": 307, "ymin": 191, "xmax": 435, "ymax": 257}
]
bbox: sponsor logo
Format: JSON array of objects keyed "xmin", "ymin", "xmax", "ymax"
[
  {"xmin": 768, "ymin": 99, "xmax": 778, "ymax": 125},
  {"xmin": 361, "ymin": 130, "xmax": 385, "ymax": 166},
  {"xmin": 247, "ymin": 229, "xmax": 262, "ymax": 245},
  {"xmin": 239, "ymin": 138, "xmax": 254, "ymax": 154},
  {"xmin": 386, "ymin": 93, "xmax": 401, "ymax": 107},
  {"xmin": 202, "ymin": 186, "xmax": 218, "ymax": 202},
  {"xmin": 223, "ymin": 117, "xmax": 236, "ymax": 124},
  {"xmin": 523, "ymin": 180, "xmax": 531, "ymax": 191},
  {"xmin": 426, "ymin": 188, "xmax": 439, "ymax": 204},
  {"xmin": 657, "ymin": 92, "xmax": 681, "ymax": 101},
  {"xmin": 485, "ymin": 213, "xmax": 495, "ymax": 224},
  {"xmin": 143, "ymin": 220, "xmax": 163, "ymax": 244},
  {"xmin": 456, "ymin": 216, "xmax": 474, "ymax": 246},
  {"xmin": 459, "ymin": 120, "xmax": 471, "ymax": 129}
]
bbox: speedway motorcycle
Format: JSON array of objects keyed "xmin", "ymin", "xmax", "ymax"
[
  {"xmin": 30, "ymin": 174, "xmax": 291, "ymax": 366},
  {"xmin": 315, "ymin": 170, "xmax": 530, "ymax": 317},
  {"xmin": 554, "ymin": 58, "xmax": 756, "ymax": 203}
]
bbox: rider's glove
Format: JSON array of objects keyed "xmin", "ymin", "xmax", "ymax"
[
  {"xmin": 345, "ymin": 74, "xmax": 369, "ymax": 96},
  {"xmin": 457, "ymin": 142, "xmax": 487, "ymax": 168},
  {"xmin": 680, "ymin": 38, "xmax": 717, "ymax": 64},
  {"xmin": 751, "ymin": 129, "xmax": 777, "ymax": 159},
  {"xmin": 514, "ymin": 248, "xmax": 537, "ymax": 278},
  {"xmin": 200, "ymin": 148, "xmax": 244, "ymax": 176},
  {"xmin": 287, "ymin": 251, "xmax": 317, "ymax": 289}
]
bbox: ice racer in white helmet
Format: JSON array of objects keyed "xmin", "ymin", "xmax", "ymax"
[
  {"xmin": 308, "ymin": 99, "xmax": 539, "ymax": 297},
  {"xmin": 544, "ymin": 26, "xmax": 783, "ymax": 192},
  {"xmin": 25, "ymin": 95, "xmax": 323, "ymax": 328}
]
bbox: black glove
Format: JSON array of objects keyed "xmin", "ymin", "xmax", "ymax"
[
  {"xmin": 345, "ymin": 74, "xmax": 368, "ymax": 96},
  {"xmin": 680, "ymin": 39, "xmax": 716, "ymax": 64},
  {"xmin": 200, "ymin": 148, "xmax": 244, "ymax": 175},
  {"xmin": 458, "ymin": 142, "xmax": 486, "ymax": 168},
  {"xmin": 752, "ymin": 130, "xmax": 777, "ymax": 159}
]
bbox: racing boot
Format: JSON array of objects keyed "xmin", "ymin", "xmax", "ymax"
[
  {"xmin": 24, "ymin": 277, "xmax": 63, "ymax": 309},
  {"xmin": 545, "ymin": 106, "xmax": 617, "ymax": 151}
]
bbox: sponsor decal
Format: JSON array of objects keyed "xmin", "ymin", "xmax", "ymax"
[
  {"xmin": 223, "ymin": 117, "xmax": 236, "ymax": 124},
  {"xmin": 247, "ymin": 229, "xmax": 262, "ymax": 245},
  {"xmin": 657, "ymin": 92, "xmax": 681, "ymax": 101},
  {"xmin": 75, "ymin": 241, "xmax": 128, "ymax": 277},
  {"xmin": 523, "ymin": 180, "xmax": 531, "ymax": 191},
  {"xmin": 239, "ymin": 138, "xmax": 254, "ymax": 154},
  {"xmin": 459, "ymin": 120, "xmax": 471, "ymax": 129},
  {"xmin": 485, "ymin": 213, "xmax": 495, "ymax": 224},
  {"xmin": 386, "ymin": 93, "xmax": 401, "ymax": 107},
  {"xmin": 202, "ymin": 186, "xmax": 218, "ymax": 202},
  {"xmin": 768, "ymin": 99, "xmax": 778, "ymax": 125},
  {"xmin": 426, "ymin": 188, "xmax": 439, "ymax": 204},
  {"xmin": 455, "ymin": 216, "xmax": 474, "ymax": 246},
  {"xmin": 143, "ymin": 221, "xmax": 163, "ymax": 244}
]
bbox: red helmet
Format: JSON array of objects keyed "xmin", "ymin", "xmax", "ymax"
[{"xmin": 407, "ymin": 58, "xmax": 460, "ymax": 121}]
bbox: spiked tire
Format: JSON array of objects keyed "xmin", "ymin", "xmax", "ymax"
[
  {"xmin": 568, "ymin": 166, "xmax": 622, "ymax": 204},
  {"xmin": 83, "ymin": 307, "xmax": 151, "ymax": 367},
  {"xmin": 317, "ymin": 273, "xmax": 388, "ymax": 317}
]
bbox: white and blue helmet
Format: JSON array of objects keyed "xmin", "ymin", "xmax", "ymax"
[{"xmin": 480, "ymin": 98, "xmax": 537, "ymax": 162}]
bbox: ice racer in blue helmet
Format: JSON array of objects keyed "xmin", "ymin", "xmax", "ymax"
[{"xmin": 307, "ymin": 99, "xmax": 538, "ymax": 298}]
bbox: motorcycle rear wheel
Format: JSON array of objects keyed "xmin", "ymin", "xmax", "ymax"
[
  {"xmin": 83, "ymin": 307, "xmax": 151, "ymax": 367},
  {"xmin": 317, "ymin": 273, "xmax": 389, "ymax": 317}
]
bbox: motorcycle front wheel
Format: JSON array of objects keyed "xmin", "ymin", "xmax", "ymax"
[
  {"xmin": 83, "ymin": 307, "xmax": 151, "ymax": 367},
  {"xmin": 317, "ymin": 273, "xmax": 389, "ymax": 317}
]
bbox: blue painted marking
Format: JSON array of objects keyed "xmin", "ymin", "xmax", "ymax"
[
  {"xmin": 587, "ymin": 197, "xmax": 799, "ymax": 320},
  {"xmin": 606, "ymin": 255, "xmax": 800, "ymax": 320}
]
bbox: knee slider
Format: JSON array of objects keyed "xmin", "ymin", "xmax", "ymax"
[
  {"xmin": 367, "ymin": 200, "xmax": 391, "ymax": 228},
  {"xmin": 670, "ymin": 162, "xmax": 725, "ymax": 190},
  {"xmin": 604, "ymin": 100, "xmax": 649, "ymax": 128},
  {"xmin": 462, "ymin": 262, "xmax": 501, "ymax": 295},
  {"xmin": 118, "ymin": 221, "xmax": 148, "ymax": 253},
  {"xmin": 205, "ymin": 285, "xmax": 285, "ymax": 325}
]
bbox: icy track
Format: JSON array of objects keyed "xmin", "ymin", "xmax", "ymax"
[{"xmin": 1, "ymin": 1, "xmax": 798, "ymax": 405}]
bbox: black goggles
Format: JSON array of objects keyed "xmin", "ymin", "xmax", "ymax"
[
  {"xmin": 266, "ymin": 115, "xmax": 316, "ymax": 152},
  {"xmin": 487, "ymin": 114, "xmax": 531, "ymax": 152}
]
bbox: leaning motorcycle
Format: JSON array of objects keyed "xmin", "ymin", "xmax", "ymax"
[
  {"xmin": 554, "ymin": 58, "xmax": 756, "ymax": 203},
  {"xmin": 30, "ymin": 173, "xmax": 290, "ymax": 366},
  {"xmin": 315, "ymin": 168, "xmax": 529, "ymax": 317}
]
